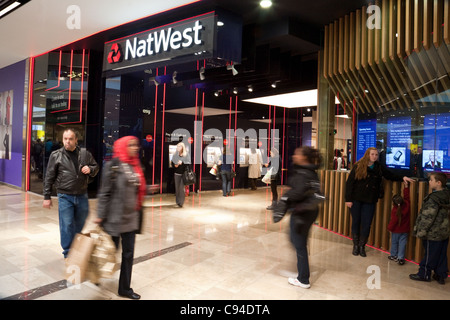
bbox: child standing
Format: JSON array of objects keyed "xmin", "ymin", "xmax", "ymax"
[
  {"xmin": 410, "ymin": 172, "xmax": 450, "ymax": 285},
  {"xmin": 387, "ymin": 182, "xmax": 411, "ymax": 265}
]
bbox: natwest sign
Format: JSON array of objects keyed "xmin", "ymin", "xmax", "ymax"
[{"xmin": 103, "ymin": 12, "xmax": 216, "ymax": 72}]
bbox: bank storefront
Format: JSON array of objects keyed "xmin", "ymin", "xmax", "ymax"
[{"xmin": 28, "ymin": 8, "xmax": 309, "ymax": 195}]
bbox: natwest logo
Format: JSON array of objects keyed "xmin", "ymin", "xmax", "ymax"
[
  {"xmin": 125, "ymin": 20, "xmax": 204, "ymax": 61},
  {"xmin": 103, "ymin": 12, "xmax": 215, "ymax": 72},
  {"xmin": 107, "ymin": 43, "xmax": 123, "ymax": 64}
]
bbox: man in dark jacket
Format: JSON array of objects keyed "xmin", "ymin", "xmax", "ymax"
[{"xmin": 43, "ymin": 128, "xmax": 99, "ymax": 258}]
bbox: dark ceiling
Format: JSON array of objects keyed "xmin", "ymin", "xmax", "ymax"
[
  {"xmin": 61, "ymin": 0, "xmax": 371, "ymax": 97},
  {"xmin": 181, "ymin": 0, "xmax": 371, "ymax": 97}
]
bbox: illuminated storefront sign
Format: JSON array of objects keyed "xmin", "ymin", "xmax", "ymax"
[{"xmin": 103, "ymin": 12, "xmax": 216, "ymax": 72}]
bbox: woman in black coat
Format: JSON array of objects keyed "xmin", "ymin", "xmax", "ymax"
[
  {"xmin": 273, "ymin": 146, "xmax": 323, "ymax": 289},
  {"xmin": 95, "ymin": 136, "xmax": 146, "ymax": 299},
  {"xmin": 345, "ymin": 147, "xmax": 414, "ymax": 257}
]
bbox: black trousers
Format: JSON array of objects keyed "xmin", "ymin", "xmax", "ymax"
[
  {"xmin": 270, "ymin": 179, "xmax": 278, "ymax": 202},
  {"xmin": 418, "ymin": 238, "xmax": 449, "ymax": 280},
  {"xmin": 113, "ymin": 231, "xmax": 136, "ymax": 295},
  {"xmin": 289, "ymin": 210, "xmax": 318, "ymax": 284}
]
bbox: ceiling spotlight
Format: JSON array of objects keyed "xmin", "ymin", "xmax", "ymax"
[
  {"xmin": 214, "ymin": 91, "xmax": 219, "ymax": 97},
  {"xmin": 271, "ymin": 82, "xmax": 277, "ymax": 88},
  {"xmin": 172, "ymin": 71, "xmax": 178, "ymax": 84},
  {"xmin": 233, "ymin": 87, "xmax": 238, "ymax": 95},
  {"xmin": 248, "ymin": 85, "xmax": 253, "ymax": 92},
  {"xmin": 260, "ymin": 0, "xmax": 273, "ymax": 8},
  {"xmin": 217, "ymin": 21, "xmax": 224, "ymax": 27},
  {"xmin": 199, "ymin": 67, "xmax": 205, "ymax": 80},
  {"xmin": 227, "ymin": 63, "xmax": 238, "ymax": 76}
]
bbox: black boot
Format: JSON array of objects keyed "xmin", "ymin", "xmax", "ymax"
[
  {"xmin": 352, "ymin": 234, "xmax": 360, "ymax": 256},
  {"xmin": 266, "ymin": 201, "xmax": 276, "ymax": 210},
  {"xmin": 359, "ymin": 237, "xmax": 368, "ymax": 257}
]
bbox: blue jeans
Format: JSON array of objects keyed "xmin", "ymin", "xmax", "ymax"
[
  {"xmin": 390, "ymin": 232, "xmax": 408, "ymax": 259},
  {"xmin": 221, "ymin": 171, "xmax": 232, "ymax": 196},
  {"xmin": 350, "ymin": 201, "xmax": 376, "ymax": 239},
  {"xmin": 57, "ymin": 193, "xmax": 89, "ymax": 257}
]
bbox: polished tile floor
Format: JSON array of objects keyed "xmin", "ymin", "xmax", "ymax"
[{"xmin": 0, "ymin": 184, "xmax": 449, "ymax": 300}]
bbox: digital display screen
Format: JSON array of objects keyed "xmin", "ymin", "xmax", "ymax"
[
  {"xmin": 356, "ymin": 119, "xmax": 377, "ymax": 161},
  {"xmin": 423, "ymin": 114, "xmax": 450, "ymax": 173},
  {"xmin": 385, "ymin": 117, "xmax": 411, "ymax": 170}
]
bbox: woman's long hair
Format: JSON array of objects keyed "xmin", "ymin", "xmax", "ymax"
[
  {"xmin": 113, "ymin": 136, "xmax": 146, "ymax": 210},
  {"xmin": 177, "ymin": 142, "xmax": 187, "ymax": 157},
  {"xmin": 354, "ymin": 147, "xmax": 378, "ymax": 180}
]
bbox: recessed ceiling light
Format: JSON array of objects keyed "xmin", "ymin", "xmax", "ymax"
[
  {"xmin": 260, "ymin": 0, "xmax": 272, "ymax": 9},
  {"xmin": 0, "ymin": 1, "xmax": 21, "ymax": 17}
]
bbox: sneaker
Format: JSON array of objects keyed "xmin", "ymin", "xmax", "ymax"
[
  {"xmin": 288, "ymin": 277, "xmax": 310, "ymax": 289},
  {"xmin": 388, "ymin": 255, "xmax": 398, "ymax": 262},
  {"xmin": 398, "ymin": 259, "xmax": 405, "ymax": 265}
]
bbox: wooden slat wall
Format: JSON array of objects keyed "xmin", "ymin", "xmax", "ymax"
[
  {"xmin": 323, "ymin": 0, "xmax": 450, "ymax": 114},
  {"xmin": 317, "ymin": 170, "xmax": 450, "ymax": 267}
]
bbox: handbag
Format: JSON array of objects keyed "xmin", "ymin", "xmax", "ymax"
[{"xmin": 183, "ymin": 165, "xmax": 196, "ymax": 185}]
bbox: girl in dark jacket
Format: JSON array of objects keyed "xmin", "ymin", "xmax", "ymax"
[
  {"xmin": 345, "ymin": 147, "xmax": 413, "ymax": 257},
  {"xmin": 273, "ymin": 146, "xmax": 322, "ymax": 289},
  {"xmin": 95, "ymin": 136, "xmax": 146, "ymax": 299}
]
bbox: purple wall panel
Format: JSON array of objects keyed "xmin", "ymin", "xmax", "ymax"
[{"xmin": 0, "ymin": 60, "xmax": 26, "ymax": 187}]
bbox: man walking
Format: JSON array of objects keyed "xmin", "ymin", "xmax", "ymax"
[{"xmin": 43, "ymin": 128, "xmax": 99, "ymax": 258}]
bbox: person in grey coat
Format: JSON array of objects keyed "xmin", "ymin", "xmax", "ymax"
[{"xmin": 95, "ymin": 136, "xmax": 146, "ymax": 299}]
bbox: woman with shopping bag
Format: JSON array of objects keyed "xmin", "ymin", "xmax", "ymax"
[{"xmin": 95, "ymin": 136, "xmax": 146, "ymax": 299}]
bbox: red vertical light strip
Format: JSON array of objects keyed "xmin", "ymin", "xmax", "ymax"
[
  {"xmin": 45, "ymin": 50, "xmax": 62, "ymax": 91},
  {"xmin": 79, "ymin": 49, "xmax": 85, "ymax": 122},
  {"xmin": 233, "ymin": 96, "xmax": 238, "ymax": 189},
  {"xmin": 160, "ymin": 66, "xmax": 167, "ymax": 193},
  {"xmin": 193, "ymin": 87, "xmax": 199, "ymax": 191},
  {"xmin": 26, "ymin": 57, "xmax": 35, "ymax": 191},
  {"xmin": 272, "ymin": 106, "xmax": 276, "ymax": 149},
  {"xmin": 51, "ymin": 50, "xmax": 73, "ymax": 114},
  {"xmin": 228, "ymin": 96, "xmax": 232, "ymax": 144},
  {"xmin": 352, "ymin": 99, "xmax": 356, "ymax": 165},
  {"xmin": 152, "ymin": 68, "xmax": 159, "ymax": 185},
  {"xmin": 268, "ymin": 105, "xmax": 271, "ymax": 155},
  {"xmin": 281, "ymin": 107, "xmax": 286, "ymax": 185},
  {"xmin": 296, "ymin": 108, "xmax": 299, "ymax": 147},
  {"xmin": 199, "ymin": 91, "xmax": 205, "ymax": 191},
  {"xmin": 68, "ymin": 50, "xmax": 73, "ymax": 111}
]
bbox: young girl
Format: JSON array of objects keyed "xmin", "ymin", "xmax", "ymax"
[{"xmin": 387, "ymin": 183, "xmax": 411, "ymax": 265}]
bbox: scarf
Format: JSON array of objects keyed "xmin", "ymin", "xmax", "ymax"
[{"xmin": 113, "ymin": 136, "xmax": 146, "ymax": 210}]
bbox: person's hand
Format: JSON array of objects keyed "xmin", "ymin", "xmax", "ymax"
[
  {"xmin": 93, "ymin": 218, "xmax": 103, "ymax": 224},
  {"xmin": 403, "ymin": 181, "xmax": 409, "ymax": 187},
  {"xmin": 43, "ymin": 199, "xmax": 52, "ymax": 209},
  {"xmin": 264, "ymin": 163, "xmax": 269, "ymax": 167},
  {"xmin": 345, "ymin": 202, "xmax": 353, "ymax": 208},
  {"xmin": 403, "ymin": 176, "xmax": 414, "ymax": 184},
  {"xmin": 81, "ymin": 165, "xmax": 91, "ymax": 175}
]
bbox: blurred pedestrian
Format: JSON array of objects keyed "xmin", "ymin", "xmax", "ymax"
[
  {"xmin": 95, "ymin": 136, "xmax": 146, "ymax": 299},
  {"xmin": 273, "ymin": 146, "xmax": 323, "ymax": 289}
]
